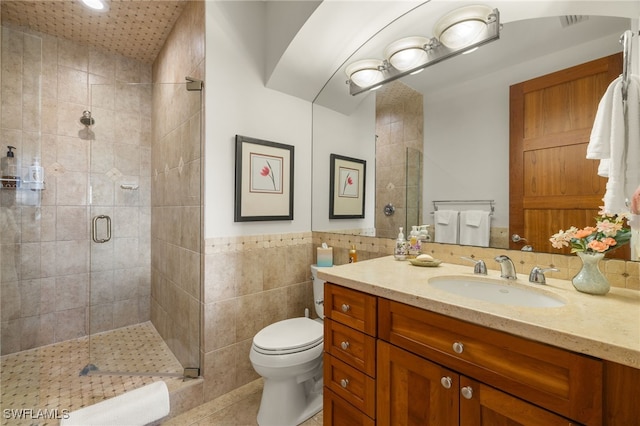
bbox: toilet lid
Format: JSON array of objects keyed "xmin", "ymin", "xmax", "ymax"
[{"xmin": 253, "ymin": 317, "xmax": 323, "ymax": 354}]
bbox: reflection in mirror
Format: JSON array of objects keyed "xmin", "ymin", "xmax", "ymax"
[{"xmin": 311, "ymin": 10, "xmax": 634, "ymax": 259}]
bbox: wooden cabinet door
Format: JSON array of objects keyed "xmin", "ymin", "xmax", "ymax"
[
  {"xmin": 509, "ymin": 53, "xmax": 629, "ymax": 258},
  {"xmin": 377, "ymin": 340, "xmax": 458, "ymax": 426},
  {"xmin": 324, "ymin": 388, "xmax": 375, "ymax": 426},
  {"xmin": 459, "ymin": 376, "xmax": 577, "ymax": 426}
]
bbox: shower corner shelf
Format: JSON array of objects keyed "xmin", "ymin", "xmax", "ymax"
[{"xmin": 1, "ymin": 178, "xmax": 45, "ymax": 191}]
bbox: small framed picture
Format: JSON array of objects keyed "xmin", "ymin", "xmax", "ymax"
[
  {"xmin": 234, "ymin": 135, "xmax": 294, "ymax": 221},
  {"xmin": 329, "ymin": 153, "xmax": 366, "ymax": 219}
]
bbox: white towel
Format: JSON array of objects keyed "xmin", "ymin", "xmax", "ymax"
[
  {"xmin": 434, "ymin": 210, "xmax": 459, "ymax": 244},
  {"xmin": 587, "ymin": 74, "xmax": 640, "ymax": 214},
  {"xmin": 459, "ymin": 210, "xmax": 491, "ymax": 247},
  {"xmin": 61, "ymin": 381, "xmax": 170, "ymax": 426}
]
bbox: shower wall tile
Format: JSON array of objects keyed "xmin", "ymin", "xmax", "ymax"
[
  {"xmin": 56, "ymin": 206, "xmax": 88, "ymax": 240},
  {"xmin": 90, "ymin": 270, "xmax": 115, "ymax": 305},
  {"xmin": 57, "ymin": 66, "xmax": 88, "ymax": 105},
  {"xmin": 55, "ymin": 273, "xmax": 88, "ymax": 311},
  {"xmin": 89, "ymin": 49, "xmax": 116, "ymax": 80},
  {"xmin": 55, "ymin": 240, "xmax": 89, "ymax": 275},
  {"xmin": 19, "ymin": 242, "xmax": 41, "ymax": 279},
  {"xmin": 57, "ymin": 135, "xmax": 90, "ymax": 172},
  {"xmin": 115, "ymin": 83, "xmax": 142, "ymax": 115},
  {"xmin": 1, "ymin": 281, "xmax": 21, "ymax": 321},
  {"xmin": 57, "ymin": 39, "xmax": 89, "ymax": 71},
  {"xmin": 114, "ymin": 143, "xmax": 140, "ymax": 175},
  {"xmin": 90, "ymin": 79, "xmax": 116, "ymax": 110},
  {"xmin": 56, "ymin": 171, "xmax": 88, "ymax": 205},
  {"xmin": 54, "ymin": 307, "xmax": 86, "ymax": 341},
  {"xmin": 1, "ymin": 24, "xmax": 152, "ymax": 355}
]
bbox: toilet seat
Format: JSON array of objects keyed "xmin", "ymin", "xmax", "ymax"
[{"xmin": 253, "ymin": 317, "xmax": 323, "ymax": 355}]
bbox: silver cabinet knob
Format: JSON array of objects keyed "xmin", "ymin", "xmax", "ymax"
[
  {"xmin": 340, "ymin": 341, "xmax": 350, "ymax": 350},
  {"xmin": 452, "ymin": 342, "xmax": 464, "ymax": 354},
  {"xmin": 340, "ymin": 379, "xmax": 349, "ymax": 388},
  {"xmin": 461, "ymin": 386, "xmax": 473, "ymax": 399},
  {"xmin": 341, "ymin": 303, "xmax": 350, "ymax": 313},
  {"xmin": 440, "ymin": 376, "xmax": 452, "ymax": 389}
]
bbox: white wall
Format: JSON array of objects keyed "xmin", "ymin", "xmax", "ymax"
[
  {"xmin": 424, "ymin": 31, "xmax": 628, "ymax": 229},
  {"xmin": 204, "ymin": 1, "xmax": 312, "ymax": 238},
  {"xmin": 312, "ymin": 97, "xmax": 376, "ymax": 233}
]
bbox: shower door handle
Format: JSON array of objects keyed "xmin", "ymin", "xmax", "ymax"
[{"xmin": 92, "ymin": 215, "xmax": 112, "ymax": 243}]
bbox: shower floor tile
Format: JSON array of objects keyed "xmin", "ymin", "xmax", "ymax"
[{"xmin": 1, "ymin": 322, "xmax": 189, "ymax": 426}]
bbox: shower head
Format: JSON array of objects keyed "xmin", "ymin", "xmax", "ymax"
[{"xmin": 80, "ymin": 110, "xmax": 95, "ymax": 126}]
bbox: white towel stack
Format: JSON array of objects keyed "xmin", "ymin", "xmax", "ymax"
[
  {"xmin": 459, "ymin": 210, "xmax": 491, "ymax": 247},
  {"xmin": 587, "ymin": 74, "xmax": 640, "ymax": 214},
  {"xmin": 434, "ymin": 210, "xmax": 459, "ymax": 244}
]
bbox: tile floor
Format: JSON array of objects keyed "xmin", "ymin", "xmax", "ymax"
[
  {"xmin": 1, "ymin": 322, "xmax": 188, "ymax": 426},
  {"xmin": 165, "ymin": 379, "xmax": 324, "ymax": 426},
  {"xmin": 1, "ymin": 322, "xmax": 323, "ymax": 426}
]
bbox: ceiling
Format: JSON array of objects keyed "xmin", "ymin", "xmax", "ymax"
[{"xmin": 1, "ymin": 0, "xmax": 189, "ymax": 64}]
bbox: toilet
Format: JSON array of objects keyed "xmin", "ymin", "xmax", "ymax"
[{"xmin": 249, "ymin": 264, "xmax": 326, "ymax": 426}]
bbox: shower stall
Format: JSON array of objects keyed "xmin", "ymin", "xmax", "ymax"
[{"xmin": 0, "ymin": 24, "xmax": 203, "ymax": 418}]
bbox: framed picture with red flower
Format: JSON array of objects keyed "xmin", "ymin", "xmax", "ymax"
[
  {"xmin": 329, "ymin": 153, "xmax": 366, "ymax": 219},
  {"xmin": 234, "ymin": 135, "xmax": 294, "ymax": 221}
]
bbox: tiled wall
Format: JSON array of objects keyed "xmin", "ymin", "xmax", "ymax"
[
  {"xmin": 313, "ymin": 232, "xmax": 640, "ymax": 290},
  {"xmin": 0, "ymin": 24, "xmax": 152, "ymax": 355},
  {"xmin": 150, "ymin": 1, "xmax": 204, "ymax": 371},
  {"xmin": 375, "ymin": 80, "xmax": 424, "ymax": 239},
  {"xmin": 202, "ymin": 233, "xmax": 315, "ymax": 401}
]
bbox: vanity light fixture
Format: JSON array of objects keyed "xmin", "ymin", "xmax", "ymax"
[
  {"xmin": 345, "ymin": 59, "xmax": 385, "ymax": 90},
  {"xmin": 80, "ymin": 0, "xmax": 109, "ymax": 12},
  {"xmin": 384, "ymin": 36, "xmax": 432, "ymax": 72},
  {"xmin": 434, "ymin": 5, "xmax": 496, "ymax": 49},
  {"xmin": 346, "ymin": 6, "xmax": 500, "ymax": 96}
]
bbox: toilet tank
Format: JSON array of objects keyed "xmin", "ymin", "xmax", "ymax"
[{"xmin": 310, "ymin": 264, "xmax": 326, "ymax": 319}]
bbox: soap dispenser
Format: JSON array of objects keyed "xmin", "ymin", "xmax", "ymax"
[
  {"xmin": 408, "ymin": 225, "xmax": 421, "ymax": 258},
  {"xmin": 394, "ymin": 227, "xmax": 407, "ymax": 261},
  {"xmin": 29, "ymin": 157, "xmax": 45, "ymax": 191},
  {"xmin": 1, "ymin": 146, "xmax": 20, "ymax": 188}
]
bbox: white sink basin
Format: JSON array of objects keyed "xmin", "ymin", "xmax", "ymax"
[{"xmin": 429, "ymin": 277, "xmax": 566, "ymax": 308}]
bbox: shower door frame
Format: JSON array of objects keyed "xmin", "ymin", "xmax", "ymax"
[{"xmin": 86, "ymin": 79, "xmax": 203, "ymax": 378}]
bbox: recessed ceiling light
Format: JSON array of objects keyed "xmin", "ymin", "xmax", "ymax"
[{"xmin": 81, "ymin": 0, "xmax": 109, "ymax": 12}]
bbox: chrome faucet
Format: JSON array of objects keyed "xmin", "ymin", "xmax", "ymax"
[
  {"xmin": 494, "ymin": 255, "xmax": 517, "ymax": 280},
  {"xmin": 461, "ymin": 257, "xmax": 487, "ymax": 275},
  {"xmin": 529, "ymin": 266, "xmax": 559, "ymax": 285}
]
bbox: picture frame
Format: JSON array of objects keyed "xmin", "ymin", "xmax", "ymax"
[
  {"xmin": 234, "ymin": 135, "xmax": 294, "ymax": 222},
  {"xmin": 329, "ymin": 153, "xmax": 366, "ymax": 219}
]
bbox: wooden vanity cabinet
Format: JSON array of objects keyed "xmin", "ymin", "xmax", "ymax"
[
  {"xmin": 378, "ymin": 298, "xmax": 602, "ymax": 426},
  {"xmin": 323, "ymin": 284, "xmax": 377, "ymax": 425},
  {"xmin": 323, "ymin": 283, "xmax": 640, "ymax": 425},
  {"xmin": 377, "ymin": 340, "xmax": 574, "ymax": 425}
]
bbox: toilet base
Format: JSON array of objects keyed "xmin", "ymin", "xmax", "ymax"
[{"xmin": 257, "ymin": 375, "xmax": 323, "ymax": 426}]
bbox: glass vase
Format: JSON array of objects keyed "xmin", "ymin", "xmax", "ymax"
[{"xmin": 572, "ymin": 252, "xmax": 610, "ymax": 295}]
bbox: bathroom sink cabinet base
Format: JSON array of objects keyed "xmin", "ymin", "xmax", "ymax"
[{"xmin": 323, "ymin": 283, "xmax": 639, "ymax": 426}]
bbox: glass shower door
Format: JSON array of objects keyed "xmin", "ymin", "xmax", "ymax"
[{"xmin": 86, "ymin": 80, "xmax": 202, "ymax": 377}]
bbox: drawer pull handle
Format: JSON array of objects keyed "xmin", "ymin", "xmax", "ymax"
[
  {"xmin": 341, "ymin": 303, "xmax": 350, "ymax": 313},
  {"xmin": 340, "ymin": 379, "xmax": 349, "ymax": 388},
  {"xmin": 340, "ymin": 341, "xmax": 350, "ymax": 350},
  {"xmin": 461, "ymin": 386, "xmax": 473, "ymax": 400},
  {"xmin": 440, "ymin": 376, "xmax": 452, "ymax": 389},
  {"xmin": 452, "ymin": 342, "xmax": 464, "ymax": 354}
]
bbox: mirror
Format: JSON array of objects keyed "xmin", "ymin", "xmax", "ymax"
[{"xmin": 311, "ymin": 1, "xmax": 635, "ymax": 258}]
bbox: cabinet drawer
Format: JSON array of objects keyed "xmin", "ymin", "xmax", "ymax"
[
  {"xmin": 323, "ymin": 387, "xmax": 375, "ymax": 426},
  {"xmin": 324, "ymin": 353, "xmax": 375, "ymax": 418},
  {"xmin": 325, "ymin": 318, "xmax": 376, "ymax": 377},
  {"xmin": 325, "ymin": 283, "xmax": 376, "ymax": 336},
  {"xmin": 379, "ymin": 299, "xmax": 603, "ymax": 426}
]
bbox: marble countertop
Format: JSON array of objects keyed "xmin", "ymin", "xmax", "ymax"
[{"xmin": 317, "ymin": 256, "xmax": 640, "ymax": 369}]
